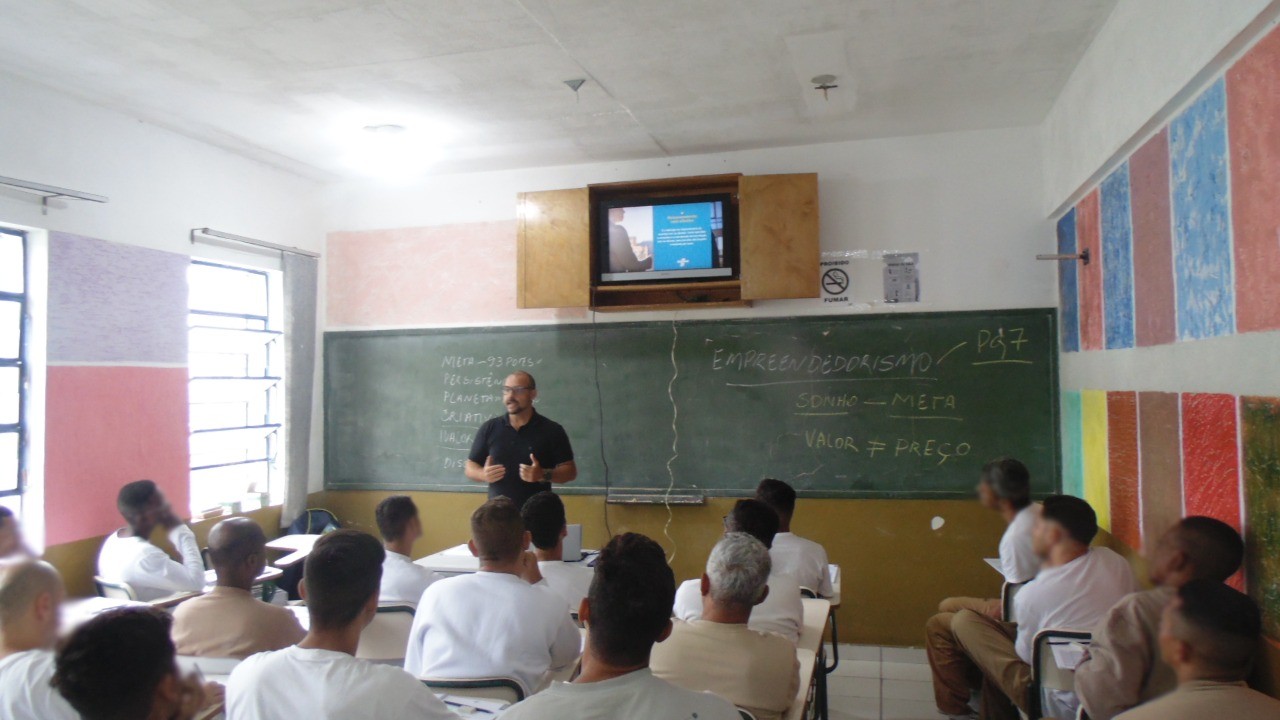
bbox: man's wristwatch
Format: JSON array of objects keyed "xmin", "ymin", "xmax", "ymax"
[{"xmin": 543, "ymin": 468, "xmax": 554, "ymax": 483}]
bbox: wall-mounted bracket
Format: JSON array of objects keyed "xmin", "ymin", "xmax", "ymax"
[{"xmin": 1036, "ymin": 248, "xmax": 1090, "ymax": 265}]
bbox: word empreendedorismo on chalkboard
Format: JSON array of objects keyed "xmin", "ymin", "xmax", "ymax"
[{"xmin": 325, "ymin": 309, "xmax": 1059, "ymax": 499}]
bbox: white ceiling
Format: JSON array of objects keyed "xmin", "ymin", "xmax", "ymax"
[{"xmin": 0, "ymin": 0, "xmax": 1117, "ymax": 180}]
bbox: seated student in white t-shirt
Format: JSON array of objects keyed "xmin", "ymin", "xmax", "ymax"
[
  {"xmin": 755, "ymin": 478, "xmax": 833, "ymax": 597},
  {"xmin": 0, "ymin": 559, "xmax": 77, "ymax": 720},
  {"xmin": 502, "ymin": 532, "xmax": 740, "ymax": 720},
  {"xmin": 673, "ymin": 499, "xmax": 803, "ymax": 643},
  {"xmin": 521, "ymin": 491, "xmax": 594, "ymax": 614},
  {"xmin": 96, "ymin": 480, "xmax": 205, "ymax": 602},
  {"xmin": 373, "ymin": 495, "xmax": 441, "ymax": 606},
  {"xmin": 227, "ymin": 530, "xmax": 455, "ymax": 720},
  {"xmin": 948, "ymin": 495, "xmax": 1137, "ymax": 720},
  {"xmin": 404, "ymin": 498, "xmax": 581, "ymax": 694}
]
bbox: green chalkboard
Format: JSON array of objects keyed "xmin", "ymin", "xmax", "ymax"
[{"xmin": 325, "ymin": 309, "xmax": 1059, "ymax": 498}]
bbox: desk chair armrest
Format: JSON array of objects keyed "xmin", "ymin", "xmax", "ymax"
[
  {"xmin": 1001, "ymin": 581, "xmax": 1030, "ymax": 623},
  {"xmin": 421, "ymin": 676, "xmax": 527, "ymax": 703},
  {"xmin": 1027, "ymin": 628, "xmax": 1092, "ymax": 720},
  {"xmin": 375, "ymin": 603, "xmax": 417, "ymax": 615}
]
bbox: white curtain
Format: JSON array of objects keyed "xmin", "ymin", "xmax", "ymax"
[{"xmin": 281, "ymin": 252, "xmax": 318, "ymax": 527}]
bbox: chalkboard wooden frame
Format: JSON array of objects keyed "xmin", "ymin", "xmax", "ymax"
[{"xmin": 324, "ymin": 308, "xmax": 1060, "ymax": 500}]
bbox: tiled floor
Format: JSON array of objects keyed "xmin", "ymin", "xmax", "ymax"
[{"xmin": 825, "ymin": 644, "xmax": 940, "ymax": 720}]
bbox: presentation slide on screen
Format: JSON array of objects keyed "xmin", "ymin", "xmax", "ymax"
[{"xmin": 608, "ymin": 201, "xmax": 718, "ymax": 274}]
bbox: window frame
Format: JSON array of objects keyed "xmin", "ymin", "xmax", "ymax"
[
  {"xmin": 0, "ymin": 229, "xmax": 27, "ymax": 498},
  {"xmin": 187, "ymin": 259, "xmax": 284, "ymax": 514}
]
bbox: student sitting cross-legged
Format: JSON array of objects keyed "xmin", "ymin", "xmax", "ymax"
[
  {"xmin": 97, "ymin": 479, "xmax": 206, "ymax": 601},
  {"xmin": 171, "ymin": 517, "xmax": 305, "ymax": 658},
  {"xmin": 521, "ymin": 491, "xmax": 594, "ymax": 614},
  {"xmin": 1115, "ymin": 580, "xmax": 1280, "ymax": 720},
  {"xmin": 1075, "ymin": 516, "xmax": 1244, "ymax": 720},
  {"xmin": 673, "ymin": 499, "xmax": 803, "ymax": 643},
  {"xmin": 755, "ymin": 478, "xmax": 833, "ymax": 597},
  {"xmin": 933, "ymin": 494, "xmax": 1137, "ymax": 720},
  {"xmin": 651, "ymin": 532, "xmax": 800, "ymax": 720},
  {"xmin": 374, "ymin": 495, "xmax": 441, "ymax": 606},
  {"xmin": 226, "ymin": 530, "xmax": 455, "ymax": 720},
  {"xmin": 53, "ymin": 606, "xmax": 218, "ymax": 720},
  {"xmin": 404, "ymin": 497, "xmax": 580, "ymax": 694},
  {"xmin": 502, "ymin": 532, "xmax": 741, "ymax": 720},
  {"xmin": 0, "ymin": 559, "xmax": 77, "ymax": 720}
]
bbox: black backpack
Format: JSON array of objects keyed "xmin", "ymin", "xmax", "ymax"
[{"xmin": 275, "ymin": 508, "xmax": 341, "ymax": 600}]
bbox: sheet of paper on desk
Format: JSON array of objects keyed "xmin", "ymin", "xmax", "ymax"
[
  {"xmin": 984, "ymin": 558, "xmax": 1002, "ymax": 573},
  {"xmin": 1051, "ymin": 642, "xmax": 1088, "ymax": 670},
  {"xmin": 438, "ymin": 694, "xmax": 508, "ymax": 715},
  {"xmin": 828, "ymin": 564, "xmax": 840, "ymax": 583},
  {"xmin": 441, "ymin": 544, "xmax": 475, "ymax": 557}
]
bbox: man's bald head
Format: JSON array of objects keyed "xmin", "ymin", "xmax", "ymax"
[
  {"xmin": 207, "ymin": 518, "xmax": 266, "ymax": 588},
  {"xmin": 0, "ymin": 559, "xmax": 64, "ymax": 648}
]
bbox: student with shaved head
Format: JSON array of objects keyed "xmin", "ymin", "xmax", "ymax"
[
  {"xmin": 1115, "ymin": 580, "xmax": 1280, "ymax": 720},
  {"xmin": 0, "ymin": 559, "xmax": 77, "ymax": 719},
  {"xmin": 171, "ymin": 517, "xmax": 304, "ymax": 658},
  {"xmin": 1076, "ymin": 516, "xmax": 1245, "ymax": 720},
  {"xmin": 404, "ymin": 498, "xmax": 580, "ymax": 694}
]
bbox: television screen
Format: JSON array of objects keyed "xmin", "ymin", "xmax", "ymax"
[{"xmin": 597, "ymin": 194, "xmax": 735, "ymax": 284}]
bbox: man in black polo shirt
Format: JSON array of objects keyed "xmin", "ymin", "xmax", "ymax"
[{"xmin": 464, "ymin": 371, "xmax": 577, "ymax": 508}]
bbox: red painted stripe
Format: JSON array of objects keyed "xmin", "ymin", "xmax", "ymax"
[
  {"xmin": 1181, "ymin": 393, "xmax": 1244, "ymax": 590},
  {"xmin": 1077, "ymin": 190, "xmax": 1105, "ymax": 351},
  {"xmin": 1107, "ymin": 391, "xmax": 1141, "ymax": 550},
  {"xmin": 44, "ymin": 366, "xmax": 190, "ymax": 546},
  {"xmin": 1228, "ymin": 25, "xmax": 1280, "ymax": 333},
  {"xmin": 1130, "ymin": 129, "xmax": 1177, "ymax": 346}
]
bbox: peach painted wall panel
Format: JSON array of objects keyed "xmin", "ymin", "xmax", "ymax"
[
  {"xmin": 1076, "ymin": 190, "xmax": 1105, "ymax": 351},
  {"xmin": 44, "ymin": 366, "xmax": 190, "ymax": 546},
  {"xmin": 1107, "ymin": 391, "xmax": 1142, "ymax": 550},
  {"xmin": 1138, "ymin": 391, "xmax": 1183, "ymax": 551},
  {"xmin": 327, "ymin": 221, "xmax": 584, "ymax": 328}
]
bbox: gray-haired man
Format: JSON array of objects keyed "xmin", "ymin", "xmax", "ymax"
[{"xmin": 651, "ymin": 532, "xmax": 800, "ymax": 720}]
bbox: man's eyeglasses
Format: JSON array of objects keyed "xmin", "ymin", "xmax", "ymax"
[{"xmin": 502, "ymin": 386, "xmax": 533, "ymax": 395}]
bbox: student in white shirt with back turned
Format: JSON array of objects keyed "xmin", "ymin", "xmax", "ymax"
[
  {"xmin": 373, "ymin": 495, "xmax": 440, "ymax": 606},
  {"xmin": 226, "ymin": 530, "xmax": 454, "ymax": 720},
  {"xmin": 949, "ymin": 495, "xmax": 1137, "ymax": 720},
  {"xmin": 97, "ymin": 480, "xmax": 206, "ymax": 602},
  {"xmin": 404, "ymin": 498, "xmax": 580, "ymax": 694},
  {"xmin": 755, "ymin": 478, "xmax": 833, "ymax": 596},
  {"xmin": 926, "ymin": 457, "xmax": 1041, "ymax": 717},
  {"xmin": 502, "ymin": 532, "xmax": 740, "ymax": 720},
  {"xmin": 521, "ymin": 491, "xmax": 594, "ymax": 614},
  {"xmin": 0, "ymin": 559, "xmax": 77, "ymax": 720},
  {"xmin": 673, "ymin": 498, "xmax": 803, "ymax": 643}
]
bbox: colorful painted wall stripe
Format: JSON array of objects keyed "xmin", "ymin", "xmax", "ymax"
[{"xmin": 1058, "ymin": 22, "xmax": 1280, "ymax": 352}]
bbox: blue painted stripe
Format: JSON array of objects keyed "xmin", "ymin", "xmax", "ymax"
[
  {"xmin": 1170, "ymin": 79, "xmax": 1236, "ymax": 340},
  {"xmin": 1057, "ymin": 209, "xmax": 1080, "ymax": 353},
  {"xmin": 1101, "ymin": 162, "xmax": 1136, "ymax": 349}
]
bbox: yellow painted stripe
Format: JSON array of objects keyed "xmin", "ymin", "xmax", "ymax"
[{"xmin": 1082, "ymin": 389, "xmax": 1111, "ymax": 532}]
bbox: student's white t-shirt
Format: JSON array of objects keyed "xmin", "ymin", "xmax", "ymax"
[
  {"xmin": 404, "ymin": 570, "xmax": 581, "ymax": 694},
  {"xmin": 226, "ymin": 646, "xmax": 455, "ymax": 720},
  {"xmin": 1013, "ymin": 546, "xmax": 1139, "ymax": 718},
  {"xmin": 379, "ymin": 551, "xmax": 440, "ymax": 606},
  {"xmin": 999, "ymin": 504, "xmax": 1041, "ymax": 584},
  {"xmin": 673, "ymin": 570, "xmax": 803, "ymax": 644},
  {"xmin": 500, "ymin": 668, "xmax": 741, "ymax": 720},
  {"xmin": 96, "ymin": 525, "xmax": 205, "ymax": 601},
  {"xmin": 537, "ymin": 560, "xmax": 594, "ymax": 614},
  {"xmin": 770, "ymin": 532, "xmax": 833, "ymax": 597},
  {"xmin": 0, "ymin": 649, "xmax": 78, "ymax": 720}
]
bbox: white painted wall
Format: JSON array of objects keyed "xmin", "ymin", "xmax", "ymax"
[
  {"xmin": 1041, "ymin": 0, "xmax": 1279, "ymax": 215},
  {"xmin": 0, "ymin": 71, "xmax": 325, "ymax": 257},
  {"xmin": 323, "ymin": 125, "xmax": 1056, "ymax": 321}
]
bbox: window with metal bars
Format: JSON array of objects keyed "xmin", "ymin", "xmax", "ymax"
[
  {"xmin": 187, "ymin": 260, "xmax": 284, "ymax": 515},
  {"xmin": 0, "ymin": 230, "xmax": 26, "ymax": 502}
]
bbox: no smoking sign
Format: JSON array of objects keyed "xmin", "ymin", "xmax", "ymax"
[{"xmin": 820, "ymin": 262, "xmax": 850, "ymax": 303}]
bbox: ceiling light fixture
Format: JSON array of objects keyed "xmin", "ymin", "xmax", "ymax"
[
  {"xmin": 344, "ymin": 123, "xmax": 440, "ymax": 181},
  {"xmin": 811, "ymin": 74, "xmax": 839, "ymax": 101},
  {"xmin": 564, "ymin": 78, "xmax": 586, "ymax": 103}
]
